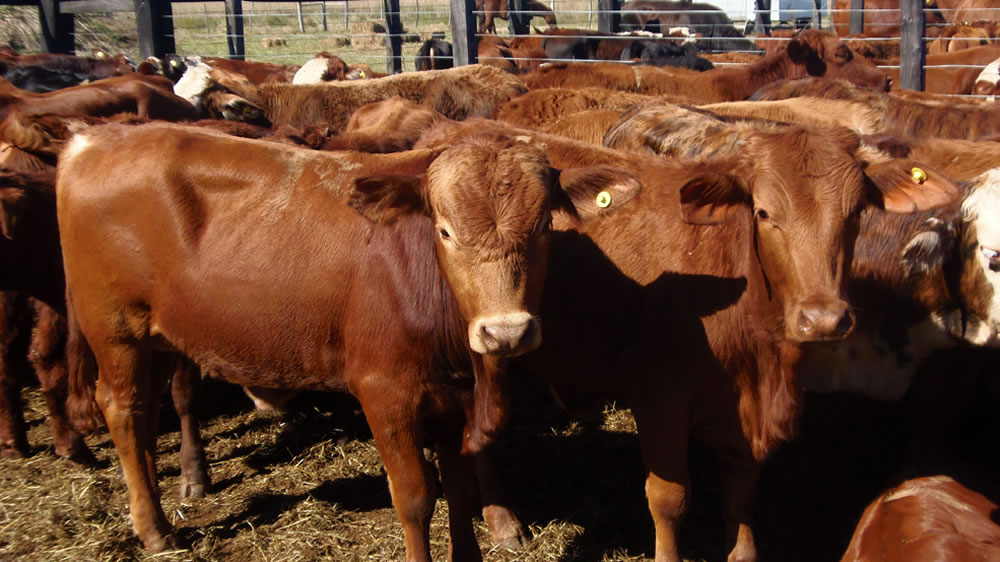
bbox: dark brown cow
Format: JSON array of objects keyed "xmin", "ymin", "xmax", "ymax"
[
  {"xmin": 57, "ymin": 123, "xmax": 639, "ymax": 558},
  {"xmin": 522, "ymin": 29, "xmax": 890, "ymax": 102},
  {"xmin": 0, "ymin": 73, "xmax": 197, "ymax": 122},
  {"xmin": 842, "ymin": 476, "xmax": 1000, "ymax": 561},
  {"xmin": 750, "ymin": 77, "xmax": 1000, "ymax": 138},
  {"xmin": 417, "ymin": 118, "xmax": 959, "ymax": 561}
]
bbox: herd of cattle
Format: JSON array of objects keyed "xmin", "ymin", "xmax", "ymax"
[{"xmin": 1, "ymin": 11, "xmax": 1000, "ymax": 562}]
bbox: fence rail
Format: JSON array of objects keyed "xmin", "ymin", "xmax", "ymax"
[{"xmin": 0, "ymin": 0, "xmax": 989, "ymax": 91}]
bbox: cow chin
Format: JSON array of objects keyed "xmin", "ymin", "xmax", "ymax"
[
  {"xmin": 785, "ymin": 299, "xmax": 856, "ymax": 343},
  {"xmin": 468, "ymin": 312, "xmax": 542, "ymax": 357}
]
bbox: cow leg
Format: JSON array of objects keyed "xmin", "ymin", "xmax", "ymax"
[
  {"xmin": 630, "ymin": 398, "xmax": 690, "ymax": 562},
  {"xmin": 96, "ymin": 343, "xmax": 177, "ymax": 552},
  {"xmin": 476, "ymin": 448, "xmax": 529, "ymax": 549},
  {"xmin": 0, "ymin": 292, "xmax": 30, "ymax": 458},
  {"xmin": 719, "ymin": 458, "xmax": 759, "ymax": 562},
  {"xmin": 28, "ymin": 300, "xmax": 93, "ymax": 463},
  {"xmin": 436, "ymin": 446, "xmax": 483, "ymax": 561},
  {"xmin": 359, "ymin": 386, "xmax": 435, "ymax": 562},
  {"xmin": 170, "ymin": 359, "xmax": 210, "ymax": 499}
]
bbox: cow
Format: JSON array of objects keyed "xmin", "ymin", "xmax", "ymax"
[
  {"xmin": 416, "ymin": 117, "xmax": 960, "ymax": 561},
  {"xmin": 750, "ymin": 77, "xmax": 1000, "ymax": 138},
  {"xmin": 882, "ymin": 45, "xmax": 1000, "ymax": 94},
  {"xmin": 0, "ymin": 51, "xmax": 134, "ymax": 92},
  {"xmin": 290, "ymin": 52, "xmax": 351, "ymax": 84},
  {"xmin": 933, "ymin": 0, "xmax": 1000, "ymax": 24},
  {"xmin": 926, "ymin": 23, "xmax": 997, "ymax": 54},
  {"xmin": 175, "ymin": 63, "xmax": 526, "ymax": 130},
  {"xmin": 201, "ymin": 56, "xmax": 300, "ymax": 84},
  {"xmin": 415, "ymin": 38, "xmax": 455, "ymax": 71},
  {"xmin": 0, "ymin": 73, "xmax": 198, "ymax": 122},
  {"xmin": 522, "ymin": 29, "xmax": 890, "ymax": 102},
  {"xmin": 832, "ymin": 0, "xmax": 947, "ymax": 37},
  {"xmin": 495, "ymin": 87, "xmax": 658, "ymax": 129},
  {"xmin": 476, "ymin": 0, "xmax": 556, "ymax": 34},
  {"xmin": 842, "ymin": 476, "xmax": 1000, "ymax": 561},
  {"xmin": 320, "ymin": 96, "xmax": 448, "ymax": 153},
  {"xmin": 56, "ymin": 122, "xmax": 640, "ymax": 558},
  {"xmin": 618, "ymin": 0, "xmax": 756, "ymax": 51}
]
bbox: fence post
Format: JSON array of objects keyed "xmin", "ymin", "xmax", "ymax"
[
  {"xmin": 451, "ymin": 0, "xmax": 478, "ymax": 65},
  {"xmin": 899, "ymin": 0, "xmax": 925, "ymax": 90},
  {"xmin": 225, "ymin": 0, "xmax": 245, "ymax": 60},
  {"xmin": 509, "ymin": 0, "xmax": 529, "ymax": 35},
  {"xmin": 384, "ymin": 0, "xmax": 403, "ymax": 73},
  {"xmin": 38, "ymin": 0, "xmax": 75, "ymax": 54},
  {"xmin": 134, "ymin": 0, "xmax": 176, "ymax": 59},
  {"xmin": 298, "ymin": 1, "xmax": 306, "ymax": 32},
  {"xmin": 322, "ymin": 1, "xmax": 328, "ymax": 31},
  {"xmin": 849, "ymin": 0, "xmax": 863, "ymax": 34},
  {"xmin": 598, "ymin": 0, "xmax": 620, "ymax": 33}
]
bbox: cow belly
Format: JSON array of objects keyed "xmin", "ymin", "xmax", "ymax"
[{"xmin": 798, "ymin": 317, "xmax": 955, "ymax": 400}]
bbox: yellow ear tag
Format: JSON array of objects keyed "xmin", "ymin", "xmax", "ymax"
[
  {"xmin": 359, "ymin": 70, "xmax": 366, "ymax": 78},
  {"xmin": 595, "ymin": 191, "xmax": 612, "ymax": 208},
  {"xmin": 910, "ymin": 167, "xmax": 928, "ymax": 184}
]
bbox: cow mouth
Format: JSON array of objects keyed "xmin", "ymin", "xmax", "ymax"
[
  {"xmin": 786, "ymin": 300, "xmax": 856, "ymax": 343},
  {"xmin": 469, "ymin": 313, "xmax": 542, "ymax": 357}
]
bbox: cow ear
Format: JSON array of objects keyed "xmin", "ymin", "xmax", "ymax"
[
  {"xmin": 901, "ymin": 219, "xmax": 956, "ymax": 277},
  {"xmin": 679, "ymin": 171, "xmax": 750, "ymax": 225},
  {"xmin": 551, "ymin": 166, "xmax": 641, "ymax": 225},
  {"xmin": 348, "ymin": 175, "xmax": 429, "ymax": 225},
  {"xmin": 0, "ymin": 189, "xmax": 25, "ymax": 240},
  {"xmin": 864, "ymin": 160, "xmax": 961, "ymax": 213}
]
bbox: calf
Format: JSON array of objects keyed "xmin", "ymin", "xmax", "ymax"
[
  {"xmin": 417, "ymin": 118, "xmax": 959, "ymax": 561},
  {"xmin": 0, "ymin": 51, "xmax": 133, "ymax": 92},
  {"xmin": 884, "ymin": 45, "xmax": 1000, "ymax": 94},
  {"xmin": 842, "ymin": 476, "xmax": 1000, "ymax": 561},
  {"xmin": 57, "ymin": 123, "xmax": 639, "ymax": 558}
]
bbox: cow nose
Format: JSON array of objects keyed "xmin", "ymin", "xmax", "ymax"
[
  {"xmin": 478, "ymin": 318, "xmax": 537, "ymax": 356},
  {"xmin": 797, "ymin": 306, "xmax": 855, "ymax": 341}
]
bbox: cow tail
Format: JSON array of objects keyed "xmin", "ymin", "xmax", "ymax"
[{"xmin": 65, "ymin": 287, "xmax": 104, "ymax": 434}]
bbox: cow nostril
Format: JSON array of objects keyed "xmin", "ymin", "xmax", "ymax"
[
  {"xmin": 835, "ymin": 311, "xmax": 855, "ymax": 336},
  {"xmin": 480, "ymin": 320, "xmax": 533, "ymax": 353}
]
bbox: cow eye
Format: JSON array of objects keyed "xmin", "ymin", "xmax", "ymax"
[
  {"xmin": 755, "ymin": 208, "xmax": 770, "ymax": 221},
  {"xmin": 439, "ymin": 228, "xmax": 451, "ymax": 241}
]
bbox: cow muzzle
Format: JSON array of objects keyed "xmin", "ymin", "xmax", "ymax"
[
  {"xmin": 469, "ymin": 312, "xmax": 541, "ymax": 356},
  {"xmin": 788, "ymin": 299, "xmax": 855, "ymax": 342}
]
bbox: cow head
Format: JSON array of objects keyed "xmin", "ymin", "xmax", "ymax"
[
  {"xmin": 679, "ymin": 127, "xmax": 959, "ymax": 343},
  {"xmin": 348, "ymin": 134, "xmax": 640, "ymax": 356},
  {"xmin": 786, "ymin": 29, "xmax": 892, "ymax": 92}
]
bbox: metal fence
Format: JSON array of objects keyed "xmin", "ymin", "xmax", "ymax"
[{"xmin": 1, "ymin": 0, "xmax": 998, "ymax": 92}]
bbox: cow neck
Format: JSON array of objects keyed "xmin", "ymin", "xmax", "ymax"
[
  {"xmin": 719, "ymin": 51, "xmax": 808, "ymax": 101},
  {"xmin": 884, "ymin": 96, "xmax": 1000, "ymax": 139}
]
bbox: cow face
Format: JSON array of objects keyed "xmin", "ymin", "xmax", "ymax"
[
  {"xmin": 680, "ymin": 127, "xmax": 959, "ymax": 343},
  {"xmin": 956, "ymin": 173, "xmax": 1000, "ymax": 346},
  {"xmin": 786, "ymin": 30, "xmax": 892, "ymax": 92},
  {"xmin": 349, "ymin": 135, "xmax": 640, "ymax": 357}
]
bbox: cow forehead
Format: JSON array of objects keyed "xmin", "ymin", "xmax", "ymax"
[
  {"xmin": 427, "ymin": 140, "xmax": 552, "ymax": 249},
  {"xmin": 747, "ymin": 129, "xmax": 865, "ymax": 217},
  {"xmin": 963, "ymin": 169, "xmax": 1000, "ymax": 249}
]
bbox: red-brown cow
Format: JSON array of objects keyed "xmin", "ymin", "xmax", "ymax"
[
  {"xmin": 884, "ymin": 45, "xmax": 1000, "ymax": 94},
  {"xmin": 842, "ymin": 476, "xmax": 1000, "ymax": 561},
  {"xmin": 522, "ymin": 29, "xmax": 890, "ymax": 102},
  {"xmin": 0, "ymin": 73, "xmax": 197, "ymax": 122},
  {"xmin": 57, "ymin": 123, "xmax": 639, "ymax": 559},
  {"xmin": 416, "ymin": 118, "xmax": 959, "ymax": 561}
]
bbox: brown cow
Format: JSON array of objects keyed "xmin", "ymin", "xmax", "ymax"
[
  {"xmin": 0, "ymin": 73, "xmax": 197, "ymax": 122},
  {"xmin": 201, "ymin": 56, "xmax": 300, "ymax": 84},
  {"xmin": 57, "ymin": 123, "xmax": 639, "ymax": 557},
  {"xmin": 176, "ymin": 63, "xmax": 526, "ymax": 130},
  {"xmin": 751, "ymin": 77, "xmax": 1000, "ymax": 138},
  {"xmin": 522, "ymin": 29, "xmax": 890, "ymax": 102},
  {"xmin": 935, "ymin": 0, "xmax": 1000, "ymax": 24},
  {"xmin": 476, "ymin": 0, "xmax": 556, "ymax": 34},
  {"xmin": 881, "ymin": 45, "xmax": 1000, "ymax": 94},
  {"xmin": 832, "ymin": 0, "xmax": 947, "ymax": 37},
  {"xmin": 495, "ymin": 87, "xmax": 657, "ymax": 128},
  {"xmin": 842, "ymin": 476, "xmax": 1000, "ymax": 561},
  {"xmin": 417, "ymin": 118, "xmax": 960, "ymax": 561}
]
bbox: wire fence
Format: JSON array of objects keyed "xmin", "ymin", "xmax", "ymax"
[{"xmin": 0, "ymin": 1, "xmax": 998, "ymax": 94}]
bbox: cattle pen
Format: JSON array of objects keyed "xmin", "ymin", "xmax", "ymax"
[{"xmin": 0, "ymin": 0, "xmax": 993, "ymax": 90}]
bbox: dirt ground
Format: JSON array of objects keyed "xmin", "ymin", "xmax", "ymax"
[{"xmin": 0, "ymin": 352, "xmax": 997, "ymax": 561}]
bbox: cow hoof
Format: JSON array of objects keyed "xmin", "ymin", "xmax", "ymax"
[
  {"xmin": 493, "ymin": 531, "xmax": 529, "ymax": 550},
  {"xmin": 179, "ymin": 479, "xmax": 208, "ymax": 499},
  {"xmin": 63, "ymin": 446, "xmax": 98, "ymax": 466},
  {"xmin": 146, "ymin": 532, "xmax": 183, "ymax": 553}
]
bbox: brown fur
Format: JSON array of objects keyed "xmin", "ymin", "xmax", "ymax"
[
  {"xmin": 842, "ymin": 477, "xmax": 1000, "ymax": 561},
  {"xmin": 883, "ymin": 45, "xmax": 1000, "ymax": 94},
  {"xmin": 752, "ymin": 78, "xmax": 1000, "ymax": 138},
  {"xmin": 832, "ymin": 0, "xmax": 947, "ymax": 37},
  {"xmin": 202, "ymin": 56, "xmax": 299, "ymax": 84},
  {"xmin": 495, "ymin": 87, "xmax": 656, "ymax": 129},
  {"xmin": 522, "ymin": 30, "xmax": 890, "ymax": 103},
  {"xmin": 252, "ymin": 65, "xmax": 526, "ymax": 129},
  {"xmin": 322, "ymin": 97, "xmax": 448, "ymax": 153}
]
